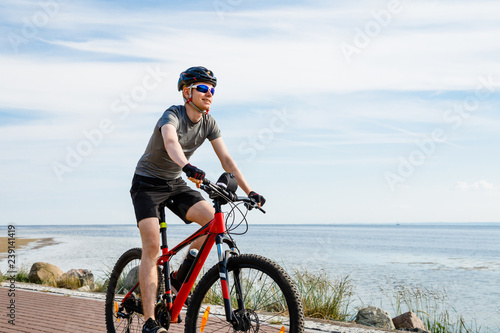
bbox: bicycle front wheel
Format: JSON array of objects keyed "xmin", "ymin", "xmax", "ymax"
[{"xmin": 185, "ymin": 254, "xmax": 304, "ymax": 333}]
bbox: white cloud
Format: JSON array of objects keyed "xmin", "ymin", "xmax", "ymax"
[
  {"xmin": 0, "ymin": 56, "xmax": 176, "ymax": 115},
  {"xmin": 1, "ymin": 0, "xmax": 500, "ymax": 224},
  {"xmin": 3, "ymin": 0, "xmax": 500, "ymax": 104},
  {"xmin": 454, "ymin": 180, "xmax": 497, "ymax": 192}
]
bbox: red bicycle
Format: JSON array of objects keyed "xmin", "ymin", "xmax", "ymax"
[{"xmin": 105, "ymin": 173, "xmax": 305, "ymax": 333}]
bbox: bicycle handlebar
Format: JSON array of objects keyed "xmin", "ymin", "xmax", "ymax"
[{"xmin": 201, "ymin": 178, "xmax": 266, "ymax": 214}]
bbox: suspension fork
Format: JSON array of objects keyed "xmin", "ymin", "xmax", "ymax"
[
  {"xmin": 216, "ymin": 234, "xmax": 233, "ymax": 322},
  {"xmin": 232, "ymin": 265, "xmax": 245, "ymax": 311},
  {"xmin": 216, "ymin": 234, "xmax": 245, "ymax": 323}
]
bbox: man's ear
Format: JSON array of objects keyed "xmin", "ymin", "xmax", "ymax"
[{"xmin": 182, "ymin": 86, "xmax": 190, "ymax": 100}]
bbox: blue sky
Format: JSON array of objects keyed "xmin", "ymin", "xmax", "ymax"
[{"xmin": 1, "ymin": 0, "xmax": 499, "ymax": 225}]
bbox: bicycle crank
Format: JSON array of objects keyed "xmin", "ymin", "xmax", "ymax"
[{"xmin": 154, "ymin": 302, "xmax": 171, "ymax": 330}]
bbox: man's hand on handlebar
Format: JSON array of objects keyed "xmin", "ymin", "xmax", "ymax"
[
  {"xmin": 248, "ymin": 191, "xmax": 266, "ymax": 207},
  {"xmin": 199, "ymin": 176, "xmax": 266, "ymax": 213},
  {"xmin": 182, "ymin": 163, "xmax": 205, "ymax": 188}
]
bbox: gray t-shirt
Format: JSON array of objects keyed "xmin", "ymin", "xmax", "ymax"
[{"xmin": 135, "ymin": 105, "xmax": 221, "ymax": 180}]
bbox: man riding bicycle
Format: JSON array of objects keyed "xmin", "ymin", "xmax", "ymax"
[{"xmin": 130, "ymin": 66, "xmax": 266, "ymax": 333}]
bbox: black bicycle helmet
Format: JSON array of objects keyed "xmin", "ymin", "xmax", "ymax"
[{"xmin": 177, "ymin": 66, "xmax": 217, "ymax": 91}]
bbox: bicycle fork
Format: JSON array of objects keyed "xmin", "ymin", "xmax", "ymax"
[{"xmin": 215, "ymin": 234, "xmax": 245, "ymax": 327}]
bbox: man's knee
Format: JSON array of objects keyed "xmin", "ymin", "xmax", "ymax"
[
  {"xmin": 142, "ymin": 240, "xmax": 160, "ymax": 259},
  {"xmin": 139, "ymin": 217, "xmax": 160, "ymax": 258},
  {"xmin": 186, "ymin": 201, "xmax": 214, "ymax": 225}
]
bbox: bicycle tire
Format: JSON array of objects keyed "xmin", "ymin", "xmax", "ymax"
[
  {"xmin": 184, "ymin": 254, "xmax": 304, "ymax": 333},
  {"xmin": 105, "ymin": 248, "xmax": 165, "ymax": 333}
]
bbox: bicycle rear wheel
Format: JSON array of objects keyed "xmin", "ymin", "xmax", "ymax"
[
  {"xmin": 185, "ymin": 254, "xmax": 304, "ymax": 333},
  {"xmin": 105, "ymin": 248, "xmax": 144, "ymax": 333},
  {"xmin": 105, "ymin": 248, "xmax": 165, "ymax": 333}
]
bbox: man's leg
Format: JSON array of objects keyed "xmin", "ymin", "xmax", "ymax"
[
  {"xmin": 185, "ymin": 200, "xmax": 215, "ymax": 250},
  {"xmin": 138, "ymin": 217, "xmax": 160, "ymax": 322}
]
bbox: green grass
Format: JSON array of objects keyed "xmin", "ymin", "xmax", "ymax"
[
  {"xmin": 91, "ymin": 278, "xmax": 109, "ymax": 292},
  {"xmin": 202, "ymin": 268, "xmax": 355, "ymax": 322},
  {"xmin": 16, "ymin": 266, "xmax": 31, "ymax": 282},
  {"xmin": 0, "ymin": 265, "xmax": 31, "ymax": 283},
  {"xmin": 292, "ymin": 269, "xmax": 354, "ymax": 321},
  {"xmin": 381, "ymin": 278, "xmax": 486, "ymax": 333}
]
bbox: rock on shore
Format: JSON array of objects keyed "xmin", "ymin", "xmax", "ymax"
[
  {"xmin": 356, "ymin": 306, "xmax": 396, "ymax": 330},
  {"xmin": 28, "ymin": 262, "xmax": 63, "ymax": 284}
]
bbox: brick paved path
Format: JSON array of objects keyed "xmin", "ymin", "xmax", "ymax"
[
  {"xmin": 0, "ymin": 287, "xmax": 184, "ymax": 333},
  {"xmin": 1, "ymin": 287, "xmax": 380, "ymax": 333},
  {"xmin": 0, "ymin": 287, "xmax": 294, "ymax": 333}
]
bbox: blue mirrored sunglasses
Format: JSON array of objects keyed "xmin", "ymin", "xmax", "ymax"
[{"xmin": 191, "ymin": 84, "xmax": 215, "ymax": 96}]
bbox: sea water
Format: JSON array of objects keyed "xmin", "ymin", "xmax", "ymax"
[{"xmin": 2, "ymin": 223, "xmax": 499, "ymax": 331}]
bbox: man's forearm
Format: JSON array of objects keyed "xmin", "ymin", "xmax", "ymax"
[{"xmin": 165, "ymin": 140, "xmax": 189, "ymax": 168}]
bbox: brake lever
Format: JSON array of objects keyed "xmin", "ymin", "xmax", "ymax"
[{"xmin": 244, "ymin": 201, "xmax": 266, "ymax": 214}]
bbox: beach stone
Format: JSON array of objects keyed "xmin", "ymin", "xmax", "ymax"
[
  {"xmin": 125, "ymin": 266, "xmax": 140, "ymax": 290},
  {"xmin": 355, "ymin": 306, "xmax": 396, "ymax": 330},
  {"xmin": 77, "ymin": 285, "xmax": 93, "ymax": 292},
  {"xmin": 393, "ymin": 311, "xmax": 428, "ymax": 331},
  {"xmin": 57, "ymin": 269, "xmax": 94, "ymax": 288},
  {"xmin": 124, "ymin": 266, "xmax": 162, "ymax": 292},
  {"xmin": 29, "ymin": 262, "xmax": 63, "ymax": 284},
  {"xmin": 398, "ymin": 329, "xmax": 430, "ymax": 333}
]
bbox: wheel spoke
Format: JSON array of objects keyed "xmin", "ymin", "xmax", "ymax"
[
  {"xmin": 106, "ymin": 248, "xmax": 164, "ymax": 333},
  {"xmin": 184, "ymin": 254, "xmax": 304, "ymax": 333}
]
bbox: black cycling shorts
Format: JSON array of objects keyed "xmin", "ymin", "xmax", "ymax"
[{"xmin": 130, "ymin": 174, "xmax": 205, "ymax": 225}]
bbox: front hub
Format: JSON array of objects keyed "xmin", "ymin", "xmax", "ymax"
[{"xmin": 232, "ymin": 309, "xmax": 259, "ymax": 332}]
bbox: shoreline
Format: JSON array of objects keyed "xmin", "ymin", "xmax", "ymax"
[
  {"xmin": 0, "ymin": 237, "xmax": 60, "ymax": 260},
  {"xmin": 1, "ymin": 224, "xmax": 496, "ymax": 332}
]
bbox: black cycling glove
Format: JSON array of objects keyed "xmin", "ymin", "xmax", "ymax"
[
  {"xmin": 182, "ymin": 163, "xmax": 205, "ymax": 180},
  {"xmin": 248, "ymin": 191, "xmax": 266, "ymax": 206}
]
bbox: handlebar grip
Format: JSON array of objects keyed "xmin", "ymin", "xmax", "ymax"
[{"xmin": 244, "ymin": 200, "xmax": 266, "ymax": 214}]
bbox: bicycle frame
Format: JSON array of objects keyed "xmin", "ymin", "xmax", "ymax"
[
  {"xmin": 162, "ymin": 205, "xmax": 235, "ymax": 322},
  {"xmin": 121, "ymin": 194, "xmax": 238, "ymax": 325}
]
